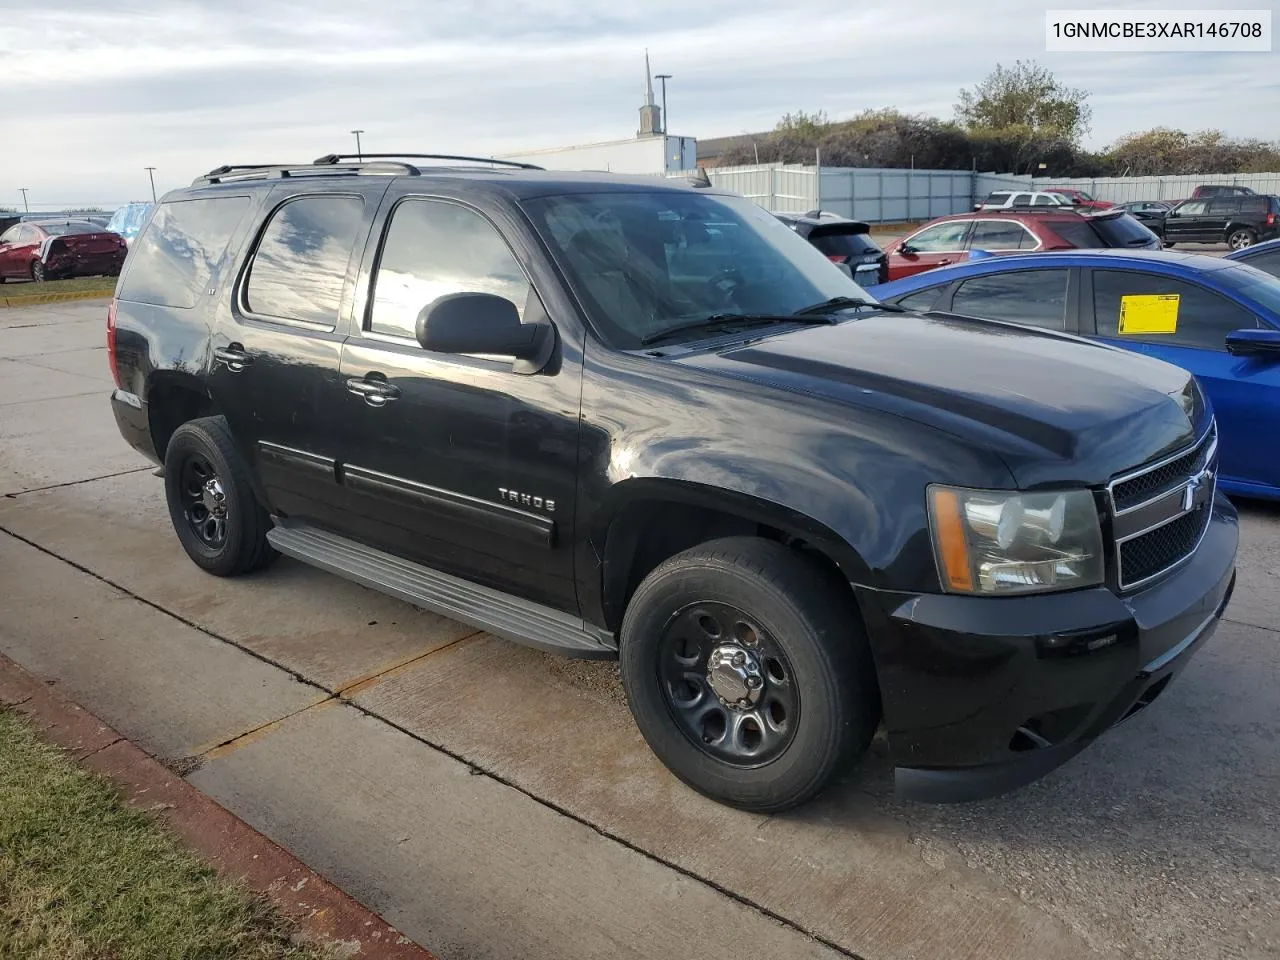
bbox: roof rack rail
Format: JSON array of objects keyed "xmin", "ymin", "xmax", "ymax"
[
  {"xmin": 192, "ymin": 160, "xmax": 420, "ymax": 185},
  {"xmin": 985, "ymin": 204, "xmax": 1078, "ymax": 214},
  {"xmin": 313, "ymin": 152, "xmax": 544, "ymax": 171}
]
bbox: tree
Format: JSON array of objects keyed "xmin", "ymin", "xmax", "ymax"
[{"xmin": 956, "ymin": 60, "xmax": 1092, "ymax": 144}]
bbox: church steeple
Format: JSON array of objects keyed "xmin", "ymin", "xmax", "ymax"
[{"xmin": 638, "ymin": 49, "xmax": 663, "ymax": 137}]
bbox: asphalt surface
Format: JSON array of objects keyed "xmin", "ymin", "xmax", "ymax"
[{"xmin": 0, "ymin": 297, "xmax": 1276, "ymax": 960}]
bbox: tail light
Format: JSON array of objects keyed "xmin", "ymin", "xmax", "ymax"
[
  {"xmin": 106, "ymin": 298, "xmax": 123, "ymax": 389},
  {"xmin": 1267, "ymin": 212, "xmax": 1276, "ymax": 226},
  {"xmin": 827, "ymin": 254, "xmax": 850, "ymax": 264}
]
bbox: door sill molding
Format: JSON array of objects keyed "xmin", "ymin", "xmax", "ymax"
[{"xmin": 266, "ymin": 521, "xmax": 616, "ymax": 659}]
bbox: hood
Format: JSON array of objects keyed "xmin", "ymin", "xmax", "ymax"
[{"xmin": 678, "ymin": 313, "xmax": 1207, "ymax": 487}]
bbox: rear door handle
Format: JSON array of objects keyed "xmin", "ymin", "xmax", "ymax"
[
  {"xmin": 346, "ymin": 377, "xmax": 400, "ymax": 407},
  {"xmin": 213, "ymin": 345, "xmax": 253, "ymax": 372}
]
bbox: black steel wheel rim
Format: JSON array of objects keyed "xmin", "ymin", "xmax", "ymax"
[
  {"xmin": 179, "ymin": 453, "xmax": 228, "ymax": 548},
  {"xmin": 657, "ymin": 601, "xmax": 800, "ymax": 768}
]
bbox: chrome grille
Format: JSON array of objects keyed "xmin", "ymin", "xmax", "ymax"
[
  {"xmin": 1108, "ymin": 422, "xmax": 1218, "ymax": 591},
  {"xmin": 1112, "ymin": 424, "xmax": 1216, "ymax": 512},
  {"xmin": 1119, "ymin": 506, "xmax": 1213, "ymax": 586}
]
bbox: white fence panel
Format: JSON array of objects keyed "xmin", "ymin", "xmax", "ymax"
[{"xmin": 1030, "ymin": 172, "xmax": 1280, "ymax": 203}]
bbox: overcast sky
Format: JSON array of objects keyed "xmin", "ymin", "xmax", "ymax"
[{"xmin": 0, "ymin": 0, "xmax": 1274, "ymax": 210}]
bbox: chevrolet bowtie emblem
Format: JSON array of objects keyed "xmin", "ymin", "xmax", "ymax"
[{"xmin": 1183, "ymin": 466, "xmax": 1214, "ymax": 512}]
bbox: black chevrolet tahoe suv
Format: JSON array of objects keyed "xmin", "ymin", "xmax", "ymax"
[{"xmin": 108, "ymin": 154, "xmax": 1238, "ymax": 812}]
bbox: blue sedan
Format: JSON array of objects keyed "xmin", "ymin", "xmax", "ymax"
[
  {"xmin": 1226, "ymin": 236, "xmax": 1280, "ymax": 278},
  {"xmin": 871, "ymin": 249, "xmax": 1280, "ymax": 499}
]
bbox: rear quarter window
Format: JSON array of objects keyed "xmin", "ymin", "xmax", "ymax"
[{"xmin": 118, "ymin": 197, "xmax": 252, "ymax": 308}]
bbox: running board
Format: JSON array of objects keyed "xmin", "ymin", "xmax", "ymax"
[{"xmin": 266, "ymin": 522, "xmax": 617, "ymax": 659}]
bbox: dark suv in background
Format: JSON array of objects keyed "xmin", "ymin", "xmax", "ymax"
[
  {"xmin": 774, "ymin": 210, "xmax": 887, "ymax": 285},
  {"xmin": 108, "ymin": 153, "xmax": 1236, "ymax": 812},
  {"xmin": 1163, "ymin": 194, "xmax": 1279, "ymax": 249}
]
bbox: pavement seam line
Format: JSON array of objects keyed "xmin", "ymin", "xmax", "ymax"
[
  {"xmin": 333, "ymin": 631, "xmax": 484, "ymax": 699},
  {"xmin": 0, "ymin": 389, "xmax": 107, "ymax": 408},
  {"xmin": 3, "ymin": 466, "xmax": 154, "ymax": 499},
  {"xmin": 0, "ymin": 526, "xmax": 871, "ymax": 959},
  {"xmin": 1222, "ymin": 615, "xmax": 1280, "ymax": 635},
  {"xmin": 199, "ymin": 695, "xmax": 338, "ymax": 761}
]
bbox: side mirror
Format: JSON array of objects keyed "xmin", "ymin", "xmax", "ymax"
[
  {"xmin": 897, "ymin": 242, "xmax": 915, "ymax": 255},
  {"xmin": 1225, "ymin": 327, "xmax": 1280, "ymax": 358},
  {"xmin": 415, "ymin": 293, "xmax": 555, "ymax": 374}
]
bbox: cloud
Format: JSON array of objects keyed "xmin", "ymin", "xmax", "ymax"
[{"xmin": 0, "ymin": 0, "xmax": 1273, "ymax": 209}]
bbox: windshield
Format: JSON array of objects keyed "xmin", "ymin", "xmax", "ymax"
[
  {"xmin": 1218, "ymin": 263, "xmax": 1280, "ymax": 318},
  {"xmin": 38, "ymin": 221, "xmax": 101, "ymax": 237},
  {"xmin": 522, "ymin": 191, "xmax": 873, "ymax": 348}
]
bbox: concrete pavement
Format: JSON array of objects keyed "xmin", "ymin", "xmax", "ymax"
[{"xmin": 1, "ymin": 299, "xmax": 1276, "ymax": 959}]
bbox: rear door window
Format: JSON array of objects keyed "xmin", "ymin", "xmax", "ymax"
[
  {"xmin": 968, "ymin": 220, "xmax": 1036, "ymax": 250},
  {"xmin": 244, "ymin": 195, "xmax": 365, "ymax": 326},
  {"xmin": 951, "ymin": 269, "xmax": 1069, "ymax": 330},
  {"xmin": 1208, "ymin": 199, "xmax": 1242, "ymax": 216},
  {"xmin": 117, "ymin": 196, "xmax": 252, "ymax": 308},
  {"xmin": 1241, "ymin": 249, "xmax": 1280, "ymax": 280},
  {"xmin": 1092, "ymin": 270, "xmax": 1258, "ymax": 349},
  {"xmin": 984, "ymin": 192, "xmax": 1011, "ymax": 206},
  {"xmin": 1010, "ymin": 193, "xmax": 1032, "ymax": 206}
]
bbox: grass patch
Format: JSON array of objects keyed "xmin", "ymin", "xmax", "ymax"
[
  {"xmin": 0, "ymin": 709, "xmax": 331, "ymax": 960},
  {"xmin": 0, "ymin": 277, "xmax": 115, "ymax": 299}
]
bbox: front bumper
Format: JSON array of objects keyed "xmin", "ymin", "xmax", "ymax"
[{"xmin": 855, "ymin": 493, "xmax": 1238, "ymax": 803}]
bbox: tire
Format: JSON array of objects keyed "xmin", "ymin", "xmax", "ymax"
[
  {"xmin": 1227, "ymin": 227, "xmax": 1257, "ymax": 251},
  {"xmin": 163, "ymin": 416, "xmax": 277, "ymax": 576},
  {"xmin": 31, "ymin": 261, "xmax": 45, "ymax": 282},
  {"xmin": 619, "ymin": 537, "xmax": 879, "ymax": 812}
]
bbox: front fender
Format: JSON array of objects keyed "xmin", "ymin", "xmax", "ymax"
[{"xmin": 575, "ymin": 346, "xmax": 1016, "ymax": 624}]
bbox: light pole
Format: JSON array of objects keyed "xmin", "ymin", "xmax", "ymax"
[
  {"xmin": 18, "ymin": 188, "xmax": 29, "ymax": 212},
  {"xmin": 351, "ymin": 129, "xmax": 365, "ymax": 161},
  {"xmin": 144, "ymin": 167, "xmax": 157, "ymax": 202},
  {"xmin": 655, "ymin": 74, "xmax": 672, "ymax": 134}
]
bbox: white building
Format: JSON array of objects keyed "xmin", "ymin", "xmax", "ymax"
[{"xmin": 496, "ymin": 54, "xmax": 696, "ymax": 175}]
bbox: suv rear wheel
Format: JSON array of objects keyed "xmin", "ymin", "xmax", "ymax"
[
  {"xmin": 164, "ymin": 416, "xmax": 277, "ymax": 576},
  {"xmin": 1227, "ymin": 227, "xmax": 1257, "ymax": 250},
  {"xmin": 619, "ymin": 537, "xmax": 879, "ymax": 812}
]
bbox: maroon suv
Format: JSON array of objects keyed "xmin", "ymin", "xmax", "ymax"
[
  {"xmin": 0, "ymin": 219, "xmax": 128, "ymax": 282},
  {"xmin": 886, "ymin": 207, "xmax": 1160, "ymax": 281}
]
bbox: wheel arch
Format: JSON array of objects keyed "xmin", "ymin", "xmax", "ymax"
[
  {"xmin": 590, "ymin": 477, "xmax": 874, "ymax": 634},
  {"xmin": 144, "ymin": 372, "xmax": 219, "ymax": 462}
]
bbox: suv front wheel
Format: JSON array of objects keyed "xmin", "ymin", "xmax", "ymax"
[
  {"xmin": 620, "ymin": 537, "xmax": 879, "ymax": 812},
  {"xmin": 164, "ymin": 416, "xmax": 277, "ymax": 577}
]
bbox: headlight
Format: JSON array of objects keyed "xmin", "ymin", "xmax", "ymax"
[{"xmin": 927, "ymin": 485, "xmax": 1104, "ymax": 595}]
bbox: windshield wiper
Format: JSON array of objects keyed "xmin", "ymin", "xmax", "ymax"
[
  {"xmin": 639, "ymin": 313, "xmax": 836, "ymax": 347},
  {"xmin": 793, "ymin": 296, "xmax": 906, "ymax": 316}
]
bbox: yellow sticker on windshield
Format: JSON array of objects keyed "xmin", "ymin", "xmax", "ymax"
[{"xmin": 1119, "ymin": 294, "xmax": 1179, "ymax": 335}]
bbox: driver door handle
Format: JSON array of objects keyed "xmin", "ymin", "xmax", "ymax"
[
  {"xmin": 213, "ymin": 345, "xmax": 253, "ymax": 372},
  {"xmin": 346, "ymin": 377, "xmax": 400, "ymax": 407}
]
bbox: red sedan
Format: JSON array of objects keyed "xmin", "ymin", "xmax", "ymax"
[
  {"xmin": 0, "ymin": 219, "xmax": 128, "ymax": 282},
  {"xmin": 885, "ymin": 207, "xmax": 1160, "ymax": 281}
]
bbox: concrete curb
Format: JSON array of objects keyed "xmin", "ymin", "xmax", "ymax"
[
  {"xmin": 0, "ymin": 652, "xmax": 437, "ymax": 960},
  {"xmin": 0, "ymin": 289, "xmax": 113, "ymax": 308}
]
